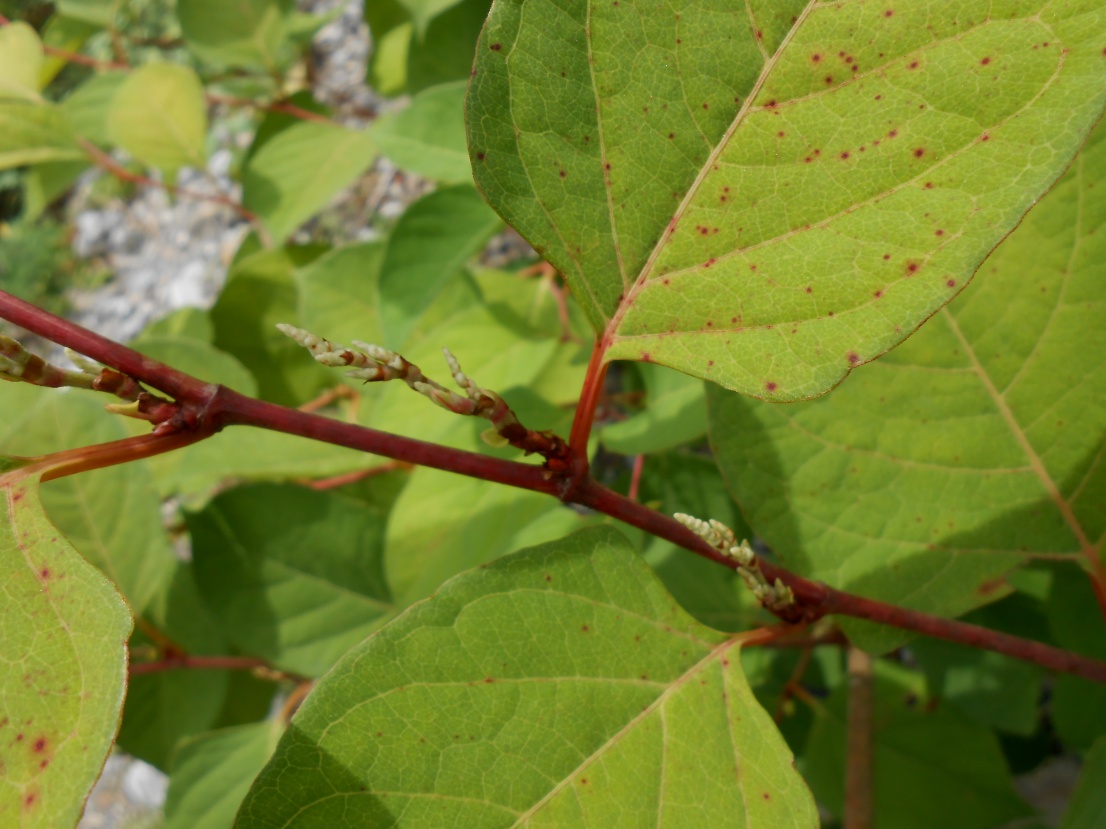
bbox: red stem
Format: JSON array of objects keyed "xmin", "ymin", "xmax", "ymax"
[
  {"xmin": 4, "ymin": 289, "xmax": 1106, "ymax": 685},
  {"xmin": 568, "ymin": 338, "xmax": 609, "ymax": 462}
]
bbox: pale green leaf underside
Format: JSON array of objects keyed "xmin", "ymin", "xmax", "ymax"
[
  {"xmin": 707, "ymin": 116, "xmax": 1106, "ymax": 651},
  {"xmin": 468, "ymin": 0, "xmax": 1106, "ymax": 399},
  {"xmin": 0, "ymin": 470, "xmax": 132, "ymax": 828},
  {"xmin": 235, "ymin": 527, "xmax": 816, "ymax": 828}
]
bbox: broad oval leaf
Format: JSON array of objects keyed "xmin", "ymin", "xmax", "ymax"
[
  {"xmin": 707, "ymin": 116, "xmax": 1106, "ymax": 652},
  {"xmin": 187, "ymin": 483, "xmax": 393, "ymax": 677},
  {"xmin": 107, "ymin": 62, "xmax": 207, "ymax": 179},
  {"xmin": 0, "ymin": 467, "xmax": 132, "ymax": 828},
  {"xmin": 178, "ymin": 0, "xmax": 291, "ymax": 72},
  {"xmin": 468, "ymin": 0, "xmax": 1106, "ymax": 399},
  {"xmin": 241, "ymin": 122, "xmax": 376, "ymax": 244},
  {"xmin": 235, "ymin": 527, "xmax": 816, "ymax": 828},
  {"xmin": 371, "ymin": 81, "xmax": 472, "ymax": 183},
  {"xmin": 0, "ymin": 21, "xmax": 45, "ymax": 98},
  {"xmin": 0, "ymin": 100, "xmax": 82, "ymax": 170}
]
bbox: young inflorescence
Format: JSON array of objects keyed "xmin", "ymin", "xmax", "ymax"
[
  {"xmin": 674, "ymin": 513, "xmax": 795, "ymax": 611},
  {"xmin": 1, "ymin": 334, "xmax": 143, "ymax": 402},
  {"xmin": 277, "ymin": 324, "xmax": 570, "ymax": 463}
]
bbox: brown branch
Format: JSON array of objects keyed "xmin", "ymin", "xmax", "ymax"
[
  {"xmin": 628, "ymin": 454, "xmax": 645, "ymax": 501},
  {"xmin": 76, "ymin": 138, "xmax": 261, "ymax": 227},
  {"xmin": 568, "ymin": 339, "xmax": 608, "ymax": 469},
  {"xmin": 5, "ymin": 289, "xmax": 1106, "ymax": 686},
  {"xmin": 845, "ymin": 647, "xmax": 875, "ymax": 829}
]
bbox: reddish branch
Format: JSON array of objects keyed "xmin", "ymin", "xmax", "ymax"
[
  {"xmin": 4, "ymin": 288, "xmax": 1106, "ymax": 686},
  {"xmin": 77, "ymin": 138, "xmax": 260, "ymax": 226}
]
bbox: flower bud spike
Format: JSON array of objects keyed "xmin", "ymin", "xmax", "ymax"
[{"xmin": 673, "ymin": 512, "xmax": 795, "ymax": 612}]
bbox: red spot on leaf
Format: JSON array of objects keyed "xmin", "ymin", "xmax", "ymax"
[
  {"xmin": 641, "ymin": 353, "xmax": 652, "ymax": 362},
  {"xmin": 765, "ymin": 382, "xmax": 778, "ymax": 392},
  {"xmin": 946, "ymin": 278, "xmax": 957, "ymax": 288},
  {"xmin": 558, "ymin": 169, "xmax": 566, "ymax": 178},
  {"xmin": 980, "ymin": 56, "xmax": 991, "ymax": 65},
  {"xmin": 888, "ymin": 129, "xmax": 898, "ymax": 138},
  {"xmin": 908, "ymin": 60, "xmax": 920, "ymax": 69},
  {"xmin": 485, "ymin": 677, "xmax": 495, "ymax": 683},
  {"xmin": 805, "ymin": 286, "xmax": 813, "ymax": 293},
  {"xmin": 777, "ymin": 131, "xmax": 785, "ymax": 138},
  {"xmin": 906, "ymin": 262, "xmax": 919, "ymax": 274},
  {"xmin": 667, "ymin": 132, "xmax": 674, "ymax": 139},
  {"xmin": 476, "ymin": 151, "xmax": 486, "ymax": 161},
  {"xmin": 848, "ymin": 352, "xmax": 861, "ymax": 365},
  {"xmin": 824, "ymin": 75, "xmax": 834, "ymax": 84},
  {"xmin": 840, "ymin": 151, "xmax": 850, "ymax": 160},
  {"xmin": 489, "ymin": 43, "xmax": 502, "ymax": 51},
  {"xmin": 32, "ymin": 737, "xmax": 47, "ymax": 753},
  {"xmin": 935, "ymin": 229, "xmax": 944, "ymax": 236},
  {"xmin": 884, "ymin": 9, "xmax": 894, "ymax": 16},
  {"xmin": 873, "ymin": 290, "xmax": 883, "ymax": 298},
  {"xmin": 811, "ymin": 53, "xmax": 822, "ymax": 63},
  {"xmin": 913, "ymin": 147, "xmax": 925, "ymax": 158},
  {"xmin": 980, "ymin": 133, "xmax": 991, "ymax": 142}
]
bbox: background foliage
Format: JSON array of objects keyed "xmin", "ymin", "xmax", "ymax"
[{"xmin": 0, "ymin": 0, "xmax": 1104, "ymax": 827}]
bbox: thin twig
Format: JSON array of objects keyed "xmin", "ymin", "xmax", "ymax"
[
  {"xmin": 628, "ymin": 454, "xmax": 645, "ymax": 501},
  {"xmin": 129, "ymin": 654, "xmax": 274, "ymax": 676},
  {"xmin": 304, "ymin": 461, "xmax": 412, "ymax": 490},
  {"xmin": 77, "ymin": 137, "xmax": 260, "ymax": 227}
]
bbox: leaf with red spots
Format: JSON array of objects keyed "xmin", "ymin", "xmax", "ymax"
[
  {"xmin": 708, "ymin": 118, "xmax": 1106, "ymax": 652},
  {"xmin": 236, "ymin": 527, "xmax": 817, "ymax": 827},
  {"xmin": 468, "ymin": 0, "xmax": 1106, "ymax": 400},
  {"xmin": 0, "ymin": 462, "xmax": 131, "ymax": 827}
]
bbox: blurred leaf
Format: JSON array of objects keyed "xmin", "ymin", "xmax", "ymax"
[
  {"xmin": 108, "ymin": 62, "xmax": 207, "ymax": 180},
  {"xmin": 59, "ymin": 70, "xmax": 127, "ymax": 146},
  {"xmin": 911, "ymin": 637, "xmax": 1041, "ymax": 736},
  {"xmin": 21, "ymin": 159, "xmax": 88, "ymax": 220},
  {"xmin": 39, "ymin": 14, "xmax": 99, "ymax": 86},
  {"xmin": 363, "ymin": 0, "xmax": 411, "ymax": 94},
  {"xmin": 210, "ymin": 244, "xmax": 333, "ymax": 405},
  {"xmin": 0, "ymin": 464, "xmax": 131, "ymax": 828},
  {"xmin": 469, "ymin": 0, "xmax": 1106, "ymax": 398},
  {"xmin": 241, "ymin": 121, "xmax": 376, "ymax": 244},
  {"xmin": 385, "ymin": 465, "xmax": 590, "ymax": 607},
  {"xmin": 803, "ymin": 661, "xmax": 1030, "ymax": 829},
  {"xmin": 135, "ymin": 336, "xmax": 259, "ymax": 396},
  {"xmin": 294, "ymin": 239, "xmax": 387, "ymax": 346},
  {"xmin": 179, "ymin": 0, "xmax": 292, "ymax": 72},
  {"xmin": 378, "ymin": 185, "xmax": 502, "ymax": 345},
  {"xmin": 1059, "ymin": 736, "xmax": 1106, "ymax": 829},
  {"xmin": 237, "ymin": 527, "xmax": 818, "ymax": 827},
  {"xmin": 0, "ymin": 21, "xmax": 44, "ymax": 98},
  {"xmin": 1047, "ymin": 566, "xmax": 1106, "ymax": 751},
  {"xmin": 188, "ymin": 483, "xmax": 393, "ymax": 677},
  {"xmin": 165, "ymin": 722, "xmax": 282, "ymax": 829},
  {"xmin": 406, "ymin": 0, "xmax": 490, "ymax": 93},
  {"xmin": 137, "ymin": 306, "xmax": 215, "ymax": 343},
  {"xmin": 600, "ymin": 364, "xmax": 707, "ymax": 456},
  {"xmin": 708, "ymin": 117, "xmax": 1106, "ymax": 652},
  {"xmin": 55, "ymin": 0, "xmax": 119, "ymax": 27},
  {"xmin": 372, "ymin": 81, "xmax": 470, "ymax": 183},
  {"xmin": 0, "ymin": 100, "xmax": 82, "ymax": 170}
]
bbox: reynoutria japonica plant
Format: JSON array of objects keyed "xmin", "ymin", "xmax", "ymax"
[{"xmin": 1, "ymin": 0, "xmax": 1105, "ymax": 826}]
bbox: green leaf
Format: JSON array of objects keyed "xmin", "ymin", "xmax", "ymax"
[
  {"xmin": 188, "ymin": 483, "xmax": 393, "ymax": 677},
  {"xmin": 0, "ymin": 21, "xmax": 45, "ymax": 98},
  {"xmin": 55, "ymin": 0, "xmax": 119, "ymax": 27},
  {"xmin": 40, "ymin": 14, "xmax": 100, "ymax": 86},
  {"xmin": 3, "ymin": 393, "xmax": 180, "ymax": 617},
  {"xmin": 384, "ymin": 466, "xmax": 589, "ymax": 607},
  {"xmin": 0, "ymin": 466, "xmax": 131, "ymax": 828},
  {"xmin": 1059, "ymin": 736, "xmax": 1106, "ymax": 829},
  {"xmin": 372, "ymin": 81, "xmax": 471, "ymax": 183},
  {"xmin": 802, "ymin": 661, "xmax": 1029, "ymax": 829},
  {"xmin": 241, "ymin": 121, "xmax": 376, "ymax": 244},
  {"xmin": 406, "ymin": 0, "xmax": 490, "ymax": 93},
  {"xmin": 910, "ymin": 636, "xmax": 1041, "ymax": 736},
  {"xmin": 135, "ymin": 336, "xmax": 259, "ymax": 396},
  {"xmin": 0, "ymin": 100, "xmax": 82, "ymax": 170},
  {"xmin": 1046, "ymin": 566, "xmax": 1106, "ymax": 751},
  {"xmin": 363, "ymin": 0, "xmax": 411, "ymax": 94},
  {"xmin": 236, "ymin": 527, "xmax": 818, "ymax": 828},
  {"xmin": 708, "ymin": 117, "xmax": 1106, "ymax": 651},
  {"xmin": 179, "ymin": 0, "xmax": 292, "ymax": 72},
  {"xmin": 210, "ymin": 244, "xmax": 334, "ymax": 405},
  {"xmin": 397, "ymin": 0, "xmax": 465, "ymax": 35},
  {"xmin": 600, "ymin": 364, "xmax": 707, "ymax": 456},
  {"xmin": 107, "ymin": 62, "xmax": 208, "ymax": 179},
  {"xmin": 468, "ymin": 0, "xmax": 1106, "ymax": 398},
  {"xmin": 136, "ymin": 306, "xmax": 215, "ymax": 343},
  {"xmin": 59, "ymin": 70, "xmax": 127, "ymax": 146},
  {"xmin": 295, "ymin": 240, "xmax": 387, "ymax": 345},
  {"xmin": 166, "ymin": 722, "xmax": 282, "ymax": 829},
  {"xmin": 378, "ymin": 185, "xmax": 502, "ymax": 345}
]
